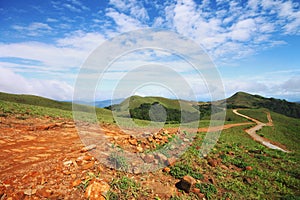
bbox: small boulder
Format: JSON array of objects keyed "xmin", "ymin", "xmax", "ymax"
[
  {"xmin": 175, "ymin": 175, "xmax": 196, "ymax": 193},
  {"xmin": 163, "ymin": 167, "xmax": 171, "ymax": 173},
  {"xmin": 81, "ymin": 144, "xmax": 97, "ymax": 153},
  {"xmin": 143, "ymin": 154, "xmax": 155, "ymax": 163},
  {"xmin": 208, "ymin": 159, "xmax": 217, "ymax": 167},
  {"xmin": 85, "ymin": 179, "xmax": 110, "ymax": 200},
  {"xmin": 167, "ymin": 157, "xmax": 177, "ymax": 166}
]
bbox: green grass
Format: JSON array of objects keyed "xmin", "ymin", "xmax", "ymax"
[
  {"xmin": 238, "ymin": 108, "xmax": 269, "ymax": 123},
  {"xmin": 257, "ymin": 111, "xmax": 300, "ymax": 152},
  {"xmin": 0, "ymin": 99, "xmax": 115, "ymax": 123},
  {"xmin": 109, "ymin": 175, "xmax": 147, "ymax": 200}
]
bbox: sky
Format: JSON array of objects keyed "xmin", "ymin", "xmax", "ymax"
[{"xmin": 0, "ymin": 0, "xmax": 299, "ymax": 101}]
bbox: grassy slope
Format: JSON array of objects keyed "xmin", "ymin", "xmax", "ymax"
[
  {"xmin": 238, "ymin": 108, "xmax": 269, "ymax": 123},
  {"xmin": 118, "ymin": 95, "xmax": 200, "ymax": 112},
  {"xmin": 170, "ymin": 109, "xmax": 300, "ymax": 199}
]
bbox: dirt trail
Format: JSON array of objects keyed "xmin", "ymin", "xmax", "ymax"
[{"xmin": 233, "ymin": 109, "xmax": 289, "ymax": 152}]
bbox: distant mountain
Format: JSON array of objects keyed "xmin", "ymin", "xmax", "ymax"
[
  {"xmin": 224, "ymin": 92, "xmax": 300, "ymax": 118},
  {"xmin": 74, "ymin": 99, "xmax": 124, "ymax": 108}
]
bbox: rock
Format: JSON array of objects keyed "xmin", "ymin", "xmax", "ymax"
[
  {"xmin": 163, "ymin": 167, "xmax": 171, "ymax": 173},
  {"xmin": 81, "ymin": 144, "xmax": 97, "ymax": 152},
  {"xmin": 155, "ymin": 153, "xmax": 168, "ymax": 164},
  {"xmin": 228, "ymin": 151, "xmax": 234, "ymax": 155},
  {"xmin": 63, "ymin": 160, "xmax": 72, "ymax": 166},
  {"xmin": 175, "ymin": 175, "xmax": 196, "ymax": 193},
  {"xmin": 23, "ymin": 188, "xmax": 36, "ymax": 196},
  {"xmin": 0, "ymin": 185, "xmax": 6, "ymax": 197},
  {"xmin": 36, "ymin": 188, "xmax": 52, "ymax": 198},
  {"xmin": 183, "ymin": 138, "xmax": 190, "ymax": 142},
  {"xmin": 220, "ymin": 164, "xmax": 228, "ymax": 170},
  {"xmin": 193, "ymin": 188, "xmax": 205, "ymax": 199},
  {"xmin": 132, "ymin": 167, "xmax": 141, "ymax": 174},
  {"xmin": 128, "ymin": 139, "xmax": 138, "ymax": 145},
  {"xmin": 167, "ymin": 157, "xmax": 177, "ymax": 166},
  {"xmin": 208, "ymin": 159, "xmax": 217, "ymax": 167},
  {"xmin": 71, "ymin": 174, "xmax": 77, "ymax": 179},
  {"xmin": 82, "ymin": 161, "xmax": 95, "ymax": 170},
  {"xmin": 208, "ymin": 176, "xmax": 216, "ymax": 185},
  {"xmin": 143, "ymin": 154, "xmax": 155, "ymax": 163},
  {"xmin": 136, "ymin": 146, "xmax": 143, "ymax": 152},
  {"xmin": 245, "ymin": 166, "xmax": 253, "ymax": 171},
  {"xmin": 13, "ymin": 191, "xmax": 25, "ymax": 199},
  {"xmin": 243, "ymin": 177, "xmax": 252, "ymax": 184},
  {"xmin": 85, "ymin": 179, "xmax": 110, "ymax": 200},
  {"xmin": 72, "ymin": 179, "xmax": 82, "ymax": 187}
]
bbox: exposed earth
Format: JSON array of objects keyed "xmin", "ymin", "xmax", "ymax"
[{"xmin": 0, "ymin": 110, "xmax": 290, "ymax": 199}]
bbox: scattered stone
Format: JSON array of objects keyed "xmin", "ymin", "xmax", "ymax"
[
  {"xmin": 143, "ymin": 154, "xmax": 155, "ymax": 163},
  {"xmin": 63, "ymin": 160, "xmax": 72, "ymax": 166},
  {"xmin": 208, "ymin": 176, "xmax": 216, "ymax": 185},
  {"xmin": 245, "ymin": 166, "xmax": 253, "ymax": 171},
  {"xmin": 220, "ymin": 164, "xmax": 228, "ymax": 170},
  {"xmin": 155, "ymin": 153, "xmax": 168, "ymax": 164},
  {"xmin": 183, "ymin": 138, "xmax": 190, "ymax": 142},
  {"xmin": 85, "ymin": 179, "xmax": 110, "ymax": 200},
  {"xmin": 228, "ymin": 151, "xmax": 235, "ymax": 155},
  {"xmin": 82, "ymin": 161, "xmax": 95, "ymax": 170},
  {"xmin": 132, "ymin": 167, "xmax": 142, "ymax": 174},
  {"xmin": 136, "ymin": 146, "xmax": 143, "ymax": 152},
  {"xmin": 24, "ymin": 188, "xmax": 36, "ymax": 196},
  {"xmin": 192, "ymin": 188, "xmax": 205, "ymax": 199},
  {"xmin": 163, "ymin": 167, "xmax": 171, "ymax": 173},
  {"xmin": 71, "ymin": 159, "xmax": 78, "ymax": 168},
  {"xmin": 175, "ymin": 175, "xmax": 196, "ymax": 193},
  {"xmin": 128, "ymin": 139, "xmax": 138, "ymax": 145},
  {"xmin": 81, "ymin": 144, "xmax": 97, "ymax": 152},
  {"xmin": 167, "ymin": 157, "xmax": 177, "ymax": 166},
  {"xmin": 208, "ymin": 159, "xmax": 217, "ymax": 167},
  {"xmin": 0, "ymin": 185, "xmax": 5, "ymax": 197},
  {"xmin": 243, "ymin": 177, "xmax": 252, "ymax": 184},
  {"xmin": 36, "ymin": 188, "xmax": 52, "ymax": 198},
  {"xmin": 72, "ymin": 179, "xmax": 82, "ymax": 187}
]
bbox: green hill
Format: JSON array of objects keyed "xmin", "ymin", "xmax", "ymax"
[
  {"xmin": 113, "ymin": 95, "xmax": 200, "ymax": 112},
  {"xmin": 0, "ymin": 91, "xmax": 114, "ymax": 122},
  {"xmin": 225, "ymin": 92, "xmax": 300, "ymax": 118},
  {"xmin": 0, "ymin": 92, "xmax": 75, "ymax": 111}
]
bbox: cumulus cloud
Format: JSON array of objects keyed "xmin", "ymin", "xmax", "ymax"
[
  {"xmin": 0, "ymin": 68, "xmax": 73, "ymax": 100},
  {"xmin": 104, "ymin": 0, "xmax": 299, "ymax": 62}
]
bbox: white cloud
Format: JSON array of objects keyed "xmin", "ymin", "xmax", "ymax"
[
  {"xmin": 230, "ymin": 18, "xmax": 256, "ymax": 41},
  {"xmin": 0, "ymin": 68, "xmax": 73, "ymax": 100},
  {"xmin": 106, "ymin": 8, "xmax": 146, "ymax": 32},
  {"xmin": 223, "ymin": 71, "xmax": 300, "ymax": 101},
  {"xmin": 63, "ymin": 3, "xmax": 81, "ymax": 12},
  {"xmin": 109, "ymin": 0, "xmax": 149, "ymax": 21},
  {"xmin": 12, "ymin": 22, "xmax": 52, "ymax": 36}
]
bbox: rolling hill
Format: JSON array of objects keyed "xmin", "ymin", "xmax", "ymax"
[{"xmin": 224, "ymin": 92, "xmax": 300, "ymax": 118}]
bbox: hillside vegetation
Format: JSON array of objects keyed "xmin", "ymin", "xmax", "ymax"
[{"xmin": 224, "ymin": 92, "xmax": 300, "ymax": 118}]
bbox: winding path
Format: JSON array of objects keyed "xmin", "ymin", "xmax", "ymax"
[{"xmin": 233, "ymin": 109, "xmax": 289, "ymax": 152}]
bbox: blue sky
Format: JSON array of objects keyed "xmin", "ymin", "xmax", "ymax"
[{"xmin": 0, "ymin": 0, "xmax": 299, "ymax": 101}]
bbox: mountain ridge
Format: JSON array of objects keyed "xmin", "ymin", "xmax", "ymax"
[{"xmin": 1, "ymin": 91, "xmax": 299, "ymax": 119}]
